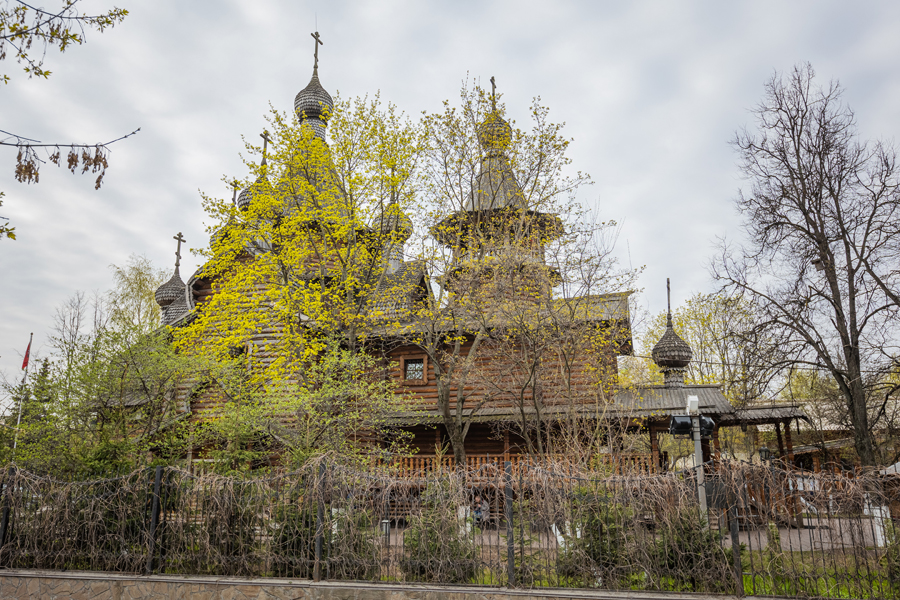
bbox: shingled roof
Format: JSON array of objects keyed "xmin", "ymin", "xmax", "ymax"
[{"xmin": 369, "ymin": 260, "xmax": 429, "ymax": 321}]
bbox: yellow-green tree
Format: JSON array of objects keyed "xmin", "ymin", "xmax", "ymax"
[
  {"xmin": 173, "ymin": 94, "xmax": 421, "ymax": 464},
  {"xmin": 1, "ymin": 259, "xmax": 192, "ymax": 476}
]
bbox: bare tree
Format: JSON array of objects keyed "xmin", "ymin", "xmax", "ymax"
[
  {"xmin": 1, "ymin": 1, "xmax": 136, "ymax": 240},
  {"xmin": 401, "ymin": 82, "xmax": 596, "ymax": 465},
  {"xmin": 713, "ymin": 63, "xmax": 900, "ymax": 466}
]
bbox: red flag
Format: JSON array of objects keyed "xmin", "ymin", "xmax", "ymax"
[{"xmin": 21, "ymin": 333, "xmax": 32, "ymax": 371}]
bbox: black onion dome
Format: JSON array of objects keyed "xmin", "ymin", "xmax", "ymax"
[
  {"xmin": 236, "ymin": 175, "xmax": 272, "ymax": 212},
  {"xmin": 373, "ymin": 202, "xmax": 413, "ymax": 241},
  {"xmin": 651, "ymin": 315, "xmax": 693, "ymax": 369},
  {"xmin": 155, "ymin": 268, "xmax": 185, "ymax": 307},
  {"xmin": 477, "ymin": 112, "xmax": 513, "ymax": 153},
  {"xmin": 294, "ymin": 68, "xmax": 334, "ymax": 123},
  {"xmin": 236, "ymin": 186, "xmax": 253, "ymax": 211}
]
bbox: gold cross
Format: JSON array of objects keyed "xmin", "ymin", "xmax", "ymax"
[
  {"xmin": 173, "ymin": 232, "xmax": 185, "ymax": 268},
  {"xmin": 311, "ymin": 31, "xmax": 323, "ymax": 69}
]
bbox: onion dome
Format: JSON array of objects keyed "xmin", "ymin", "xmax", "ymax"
[
  {"xmin": 477, "ymin": 112, "xmax": 513, "ymax": 154},
  {"xmin": 294, "ymin": 69, "xmax": 333, "ymax": 123},
  {"xmin": 373, "ymin": 201, "xmax": 413, "ymax": 241},
  {"xmin": 156, "ymin": 232, "xmax": 191, "ymax": 326},
  {"xmin": 294, "ymin": 32, "xmax": 333, "ymax": 142},
  {"xmin": 237, "ymin": 175, "xmax": 272, "ymax": 211},
  {"xmin": 652, "ymin": 313, "xmax": 693, "ymax": 369},
  {"xmin": 652, "ymin": 279, "xmax": 693, "ymax": 387},
  {"xmin": 155, "ymin": 267, "xmax": 185, "ymax": 307},
  {"xmin": 294, "ymin": 68, "xmax": 333, "ymax": 142}
]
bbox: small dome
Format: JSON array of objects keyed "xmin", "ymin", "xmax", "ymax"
[
  {"xmin": 373, "ymin": 202, "xmax": 413, "ymax": 241},
  {"xmin": 651, "ymin": 315, "xmax": 693, "ymax": 369},
  {"xmin": 155, "ymin": 269, "xmax": 185, "ymax": 307},
  {"xmin": 236, "ymin": 175, "xmax": 271, "ymax": 212},
  {"xmin": 236, "ymin": 186, "xmax": 253, "ymax": 211},
  {"xmin": 294, "ymin": 69, "xmax": 334, "ymax": 124},
  {"xmin": 210, "ymin": 225, "xmax": 230, "ymax": 248},
  {"xmin": 477, "ymin": 112, "xmax": 512, "ymax": 152}
]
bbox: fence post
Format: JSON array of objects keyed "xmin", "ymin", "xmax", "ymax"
[
  {"xmin": 145, "ymin": 465, "xmax": 163, "ymax": 575},
  {"xmin": 313, "ymin": 461, "xmax": 325, "ymax": 582},
  {"xmin": 0, "ymin": 466, "xmax": 15, "ymax": 563},
  {"xmin": 728, "ymin": 497, "xmax": 744, "ymax": 596},
  {"xmin": 504, "ymin": 461, "xmax": 515, "ymax": 587}
]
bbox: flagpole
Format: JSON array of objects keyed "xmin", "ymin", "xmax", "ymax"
[{"xmin": 12, "ymin": 333, "xmax": 33, "ymax": 452}]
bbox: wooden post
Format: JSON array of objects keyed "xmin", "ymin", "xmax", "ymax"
[
  {"xmin": 783, "ymin": 419, "xmax": 795, "ymax": 463},
  {"xmin": 728, "ymin": 477, "xmax": 745, "ymax": 597},
  {"xmin": 650, "ymin": 426, "xmax": 660, "ymax": 472},
  {"xmin": 701, "ymin": 437, "xmax": 712, "ymax": 464},
  {"xmin": 503, "ymin": 430, "xmax": 510, "ymax": 463},
  {"xmin": 713, "ymin": 426, "xmax": 722, "ymax": 461},
  {"xmin": 775, "ymin": 421, "xmax": 785, "ymax": 459}
]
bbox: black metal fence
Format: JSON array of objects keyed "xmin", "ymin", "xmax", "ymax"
[{"xmin": 0, "ymin": 459, "xmax": 897, "ymax": 599}]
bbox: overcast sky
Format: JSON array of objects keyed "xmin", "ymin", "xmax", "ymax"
[{"xmin": 2, "ymin": 0, "xmax": 900, "ymax": 394}]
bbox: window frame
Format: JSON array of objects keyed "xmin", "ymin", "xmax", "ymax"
[{"xmin": 400, "ymin": 355, "xmax": 429, "ymax": 386}]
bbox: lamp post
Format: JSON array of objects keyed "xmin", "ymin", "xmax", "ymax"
[
  {"xmin": 670, "ymin": 396, "xmax": 715, "ymax": 527},
  {"xmin": 687, "ymin": 396, "xmax": 708, "ymax": 525},
  {"xmin": 758, "ymin": 446, "xmax": 771, "ymax": 463}
]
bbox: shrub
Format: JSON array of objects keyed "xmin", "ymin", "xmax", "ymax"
[
  {"xmin": 400, "ymin": 483, "xmax": 478, "ymax": 583},
  {"xmin": 556, "ymin": 494, "xmax": 631, "ymax": 588},
  {"xmin": 650, "ymin": 507, "xmax": 733, "ymax": 593}
]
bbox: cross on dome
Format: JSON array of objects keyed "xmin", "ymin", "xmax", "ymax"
[
  {"xmin": 173, "ymin": 232, "xmax": 185, "ymax": 269},
  {"xmin": 294, "ymin": 32, "xmax": 333, "ymax": 141},
  {"xmin": 311, "ymin": 31, "xmax": 323, "ymax": 70},
  {"xmin": 490, "ymin": 76, "xmax": 497, "ymax": 111},
  {"xmin": 260, "ymin": 130, "xmax": 270, "ymax": 166}
]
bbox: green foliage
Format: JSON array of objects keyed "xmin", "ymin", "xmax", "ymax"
[
  {"xmin": 651, "ymin": 508, "xmax": 734, "ymax": 593},
  {"xmin": 400, "ymin": 483, "xmax": 478, "ymax": 583},
  {"xmin": 271, "ymin": 501, "xmax": 318, "ymax": 578},
  {"xmin": 1, "ymin": 258, "xmax": 195, "ymax": 477},
  {"xmin": 175, "ymin": 338, "xmax": 414, "ymax": 473},
  {"xmin": 271, "ymin": 491, "xmax": 378, "ymax": 580},
  {"xmin": 556, "ymin": 493, "xmax": 631, "ymax": 588}
]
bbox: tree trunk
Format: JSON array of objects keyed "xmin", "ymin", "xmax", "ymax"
[{"xmin": 846, "ymin": 376, "xmax": 876, "ymax": 466}]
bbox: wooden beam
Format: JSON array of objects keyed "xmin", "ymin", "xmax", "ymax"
[{"xmin": 650, "ymin": 426, "xmax": 660, "ymax": 472}]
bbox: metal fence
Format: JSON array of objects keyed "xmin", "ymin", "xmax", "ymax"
[{"xmin": 0, "ymin": 459, "xmax": 897, "ymax": 598}]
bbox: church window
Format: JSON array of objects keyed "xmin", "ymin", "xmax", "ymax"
[{"xmin": 401, "ymin": 356, "xmax": 428, "ymax": 385}]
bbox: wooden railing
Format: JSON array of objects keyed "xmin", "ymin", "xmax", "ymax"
[{"xmin": 374, "ymin": 453, "xmax": 658, "ymax": 479}]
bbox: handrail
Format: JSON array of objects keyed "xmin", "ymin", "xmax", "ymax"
[{"xmin": 373, "ymin": 453, "xmax": 658, "ymax": 478}]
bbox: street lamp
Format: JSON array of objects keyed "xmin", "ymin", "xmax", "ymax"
[{"xmin": 758, "ymin": 446, "xmax": 771, "ymax": 462}]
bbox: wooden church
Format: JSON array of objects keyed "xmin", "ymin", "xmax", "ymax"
[{"xmin": 152, "ymin": 34, "xmax": 804, "ymax": 474}]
